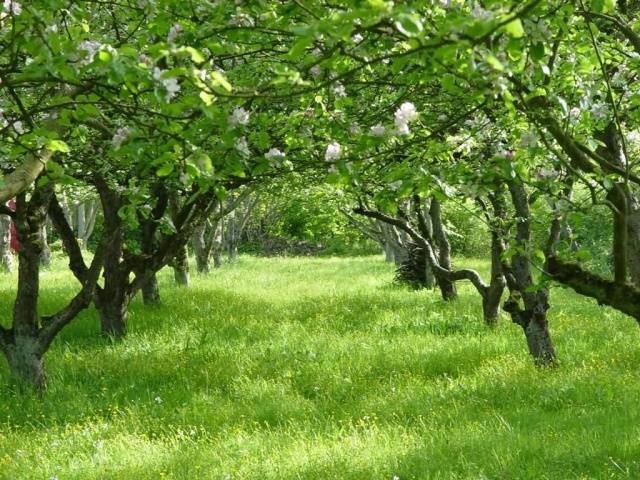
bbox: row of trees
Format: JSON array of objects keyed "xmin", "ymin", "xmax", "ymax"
[{"xmin": 1, "ymin": 0, "xmax": 639, "ymax": 388}]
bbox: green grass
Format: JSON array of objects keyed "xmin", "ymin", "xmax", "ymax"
[{"xmin": 0, "ymin": 255, "xmax": 639, "ymax": 479}]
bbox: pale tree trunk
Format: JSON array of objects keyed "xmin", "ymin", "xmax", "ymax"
[
  {"xmin": 39, "ymin": 221, "xmax": 51, "ymax": 267},
  {"xmin": 0, "ymin": 213, "xmax": 13, "ymax": 272}
]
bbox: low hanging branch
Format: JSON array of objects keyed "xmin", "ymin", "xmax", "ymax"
[
  {"xmin": 547, "ymin": 256, "xmax": 640, "ymax": 322},
  {"xmin": 354, "ymin": 206, "xmax": 490, "ymax": 295}
]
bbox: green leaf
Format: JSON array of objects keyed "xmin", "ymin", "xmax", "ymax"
[
  {"xmin": 394, "ymin": 14, "xmax": 423, "ymax": 38},
  {"xmin": 156, "ymin": 164, "xmax": 174, "ymax": 177},
  {"xmin": 47, "ymin": 139, "xmax": 70, "ymax": 153},
  {"xmin": 485, "ymin": 54, "xmax": 504, "ymax": 71},
  {"xmin": 199, "ymin": 91, "xmax": 215, "ymax": 106},
  {"xmin": 503, "ymin": 18, "xmax": 524, "ymax": 38}
]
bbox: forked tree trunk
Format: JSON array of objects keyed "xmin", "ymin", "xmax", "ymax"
[
  {"xmin": 505, "ymin": 182, "xmax": 556, "ymax": 366},
  {"xmin": 0, "ymin": 213, "xmax": 13, "ymax": 272}
]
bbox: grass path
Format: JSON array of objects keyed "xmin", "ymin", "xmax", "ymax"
[{"xmin": 0, "ymin": 256, "xmax": 639, "ymax": 479}]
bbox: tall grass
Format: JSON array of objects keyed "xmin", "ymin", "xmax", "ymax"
[{"xmin": 0, "ymin": 256, "xmax": 638, "ymax": 479}]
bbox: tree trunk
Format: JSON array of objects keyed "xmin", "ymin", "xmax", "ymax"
[
  {"xmin": 505, "ymin": 181, "xmax": 556, "ymax": 366},
  {"xmin": 482, "ymin": 230, "xmax": 506, "ymax": 326},
  {"xmin": 172, "ymin": 243, "xmax": 190, "ymax": 286},
  {"xmin": 0, "ymin": 213, "xmax": 13, "ymax": 272},
  {"xmin": 97, "ymin": 298, "xmax": 128, "ymax": 337},
  {"xmin": 430, "ymin": 198, "xmax": 457, "ymax": 300},
  {"xmin": 5, "ymin": 187, "xmax": 51, "ymax": 388},
  {"xmin": 39, "ymin": 221, "xmax": 51, "ymax": 267},
  {"xmin": 140, "ymin": 271, "xmax": 160, "ymax": 305},
  {"xmin": 193, "ymin": 222, "xmax": 211, "ymax": 274},
  {"xmin": 4, "ymin": 335, "xmax": 45, "ymax": 390},
  {"xmin": 626, "ymin": 203, "xmax": 640, "ymax": 285},
  {"xmin": 211, "ymin": 219, "xmax": 224, "ymax": 268},
  {"xmin": 94, "ymin": 178, "xmax": 129, "ymax": 337}
]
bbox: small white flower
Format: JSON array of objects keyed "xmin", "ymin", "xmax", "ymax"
[
  {"xmin": 265, "ymin": 148, "xmax": 285, "ymax": 160},
  {"xmin": 352, "ymin": 33, "xmax": 363, "ymax": 43},
  {"xmin": 2, "ymin": 0, "xmax": 21, "ymax": 15},
  {"xmin": 229, "ymin": 106, "xmax": 250, "ymax": 126},
  {"xmin": 138, "ymin": 54, "xmax": 153, "ymax": 66},
  {"xmin": 12, "ymin": 120, "xmax": 24, "ymax": 134},
  {"xmin": 333, "ymin": 83, "xmax": 347, "ymax": 98},
  {"xmin": 590, "ymin": 102, "xmax": 609, "ymax": 121},
  {"xmin": 167, "ymin": 23, "xmax": 182, "ymax": 44},
  {"xmin": 154, "ymin": 396, "xmax": 162, "ymax": 404},
  {"xmin": 396, "ymin": 122, "xmax": 410, "ymax": 136},
  {"xmin": 78, "ymin": 40, "xmax": 103, "ymax": 65},
  {"xmin": 370, "ymin": 124, "xmax": 386, "ymax": 137},
  {"xmin": 153, "ymin": 68, "xmax": 180, "ymax": 101},
  {"xmin": 112, "ymin": 127, "xmax": 131, "ymax": 150},
  {"xmin": 235, "ymin": 136, "xmax": 251, "ymax": 156},
  {"xmin": 325, "ymin": 142, "xmax": 341, "ymax": 162},
  {"xmin": 310, "ymin": 65, "xmax": 322, "ymax": 78},
  {"xmin": 395, "ymin": 102, "xmax": 418, "ymax": 124}
]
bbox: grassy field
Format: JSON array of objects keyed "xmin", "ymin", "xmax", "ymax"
[{"xmin": 0, "ymin": 255, "xmax": 639, "ymax": 479}]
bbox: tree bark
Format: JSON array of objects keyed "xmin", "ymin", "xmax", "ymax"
[
  {"xmin": 39, "ymin": 221, "xmax": 51, "ymax": 267},
  {"xmin": 0, "ymin": 213, "xmax": 13, "ymax": 272},
  {"xmin": 172, "ymin": 243, "xmax": 190, "ymax": 286},
  {"xmin": 505, "ymin": 181, "xmax": 556, "ymax": 366},
  {"xmin": 140, "ymin": 271, "xmax": 160, "ymax": 305},
  {"xmin": 193, "ymin": 221, "xmax": 212, "ymax": 274},
  {"xmin": 93, "ymin": 178, "xmax": 129, "ymax": 337},
  {"xmin": 429, "ymin": 198, "xmax": 457, "ymax": 300}
]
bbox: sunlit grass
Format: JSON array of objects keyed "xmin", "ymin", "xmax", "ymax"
[{"xmin": 0, "ymin": 255, "xmax": 639, "ymax": 479}]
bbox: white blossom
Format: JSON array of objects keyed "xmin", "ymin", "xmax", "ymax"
[
  {"xmin": 590, "ymin": 102, "xmax": 609, "ymax": 121},
  {"xmin": 352, "ymin": 33, "xmax": 363, "ymax": 43},
  {"xmin": 370, "ymin": 124, "xmax": 386, "ymax": 137},
  {"xmin": 310, "ymin": 65, "xmax": 322, "ymax": 78},
  {"xmin": 229, "ymin": 106, "xmax": 250, "ymax": 126},
  {"xmin": 265, "ymin": 148, "xmax": 285, "ymax": 160},
  {"xmin": 112, "ymin": 127, "xmax": 131, "ymax": 150},
  {"xmin": 154, "ymin": 396, "xmax": 162, "ymax": 404},
  {"xmin": 2, "ymin": 0, "xmax": 21, "ymax": 15},
  {"xmin": 394, "ymin": 102, "xmax": 418, "ymax": 136},
  {"xmin": 333, "ymin": 83, "xmax": 346, "ymax": 98},
  {"xmin": 12, "ymin": 120, "xmax": 23, "ymax": 134},
  {"xmin": 78, "ymin": 40, "xmax": 103, "ymax": 65},
  {"xmin": 153, "ymin": 68, "xmax": 180, "ymax": 101},
  {"xmin": 324, "ymin": 142, "xmax": 341, "ymax": 162},
  {"xmin": 138, "ymin": 54, "xmax": 153, "ymax": 67},
  {"xmin": 167, "ymin": 24, "xmax": 182, "ymax": 44},
  {"xmin": 235, "ymin": 136, "xmax": 251, "ymax": 156}
]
